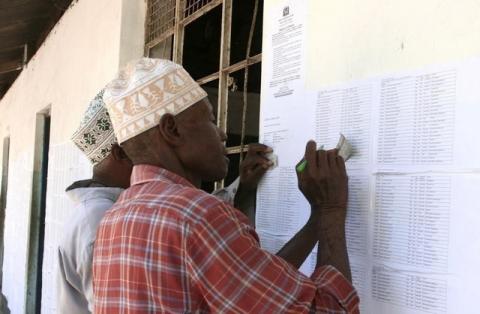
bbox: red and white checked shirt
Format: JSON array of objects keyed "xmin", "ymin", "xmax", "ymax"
[{"xmin": 93, "ymin": 165, "xmax": 359, "ymax": 313}]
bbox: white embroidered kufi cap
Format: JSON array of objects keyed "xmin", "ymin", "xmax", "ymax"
[
  {"xmin": 71, "ymin": 89, "xmax": 117, "ymax": 165},
  {"xmin": 103, "ymin": 58, "xmax": 208, "ymax": 144}
]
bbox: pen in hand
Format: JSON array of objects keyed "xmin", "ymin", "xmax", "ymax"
[{"xmin": 296, "ymin": 145, "xmax": 324, "ymax": 172}]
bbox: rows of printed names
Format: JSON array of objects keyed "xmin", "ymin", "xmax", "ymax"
[{"xmin": 314, "ymin": 69, "xmax": 460, "ymax": 170}]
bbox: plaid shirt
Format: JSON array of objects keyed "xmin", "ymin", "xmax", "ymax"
[{"xmin": 93, "ymin": 165, "xmax": 359, "ymax": 313}]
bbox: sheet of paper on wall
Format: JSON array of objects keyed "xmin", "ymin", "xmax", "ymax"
[
  {"xmin": 262, "ymin": 0, "xmax": 308, "ymax": 100},
  {"xmin": 257, "ymin": 5, "xmax": 480, "ymax": 311},
  {"xmin": 256, "ymin": 0, "xmax": 317, "ymax": 276}
]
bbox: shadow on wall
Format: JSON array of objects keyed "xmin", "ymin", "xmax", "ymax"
[{"xmin": 0, "ymin": 291, "xmax": 10, "ymax": 314}]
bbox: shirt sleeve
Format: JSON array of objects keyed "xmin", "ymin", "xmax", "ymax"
[
  {"xmin": 186, "ymin": 202, "xmax": 359, "ymax": 313},
  {"xmin": 80, "ymin": 243, "xmax": 95, "ymax": 312},
  {"xmin": 56, "ymin": 247, "xmax": 91, "ymax": 314},
  {"xmin": 211, "ymin": 177, "xmax": 240, "ymax": 204}
]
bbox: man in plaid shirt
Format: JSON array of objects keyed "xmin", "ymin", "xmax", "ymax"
[{"xmin": 93, "ymin": 58, "xmax": 359, "ymax": 313}]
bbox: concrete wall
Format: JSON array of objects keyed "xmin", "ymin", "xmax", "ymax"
[
  {"xmin": 0, "ymin": 0, "xmax": 145, "ymax": 312},
  {"xmin": 305, "ymin": 0, "xmax": 480, "ymax": 87}
]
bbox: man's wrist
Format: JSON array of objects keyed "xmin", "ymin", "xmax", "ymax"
[
  {"xmin": 310, "ymin": 203, "xmax": 347, "ymax": 211},
  {"xmin": 309, "ymin": 207, "xmax": 346, "ymax": 237},
  {"xmin": 234, "ymin": 183, "xmax": 251, "ymax": 202},
  {"xmin": 310, "ymin": 204, "xmax": 346, "ymax": 220}
]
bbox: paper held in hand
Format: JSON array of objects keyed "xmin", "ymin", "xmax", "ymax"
[
  {"xmin": 336, "ymin": 133, "xmax": 353, "ymax": 161},
  {"xmin": 295, "ymin": 133, "xmax": 353, "ymax": 172},
  {"xmin": 265, "ymin": 152, "xmax": 278, "ymax": 169}
]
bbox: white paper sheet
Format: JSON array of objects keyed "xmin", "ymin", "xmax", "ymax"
[
  {"xmin": 374, "ymin": 59, "xmax": 480, "ymax": 173},
  {"xmin": 257, "ymin": 5, "xmax": 480, "ymax": 311}
]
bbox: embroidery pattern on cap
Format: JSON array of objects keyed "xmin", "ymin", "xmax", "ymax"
[
  {"xmin": 71, "ymin": 90, "xmax": 117, "ymax": 165},
  {"xmin": 104, "ymin": 58, "xmax": 208, "ymax": 144}
]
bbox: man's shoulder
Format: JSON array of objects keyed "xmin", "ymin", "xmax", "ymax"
[
  {"xmin": 60, "ymin": 191, "xmax": 117, "ymax": 250},
  {"xmin": 127, "ymin": 178, "xmax": 208, "ymax": 199},
  {"xmin": 122, "ymin": 180, "xmax": 235, "ymax": 221},
  {"xmin": 69, "ymin": 191, "xmax": 116, "ymax": 224},
  {"xmin": 161, "ymin": 184, "xmax": 246, "ymax": 227}
]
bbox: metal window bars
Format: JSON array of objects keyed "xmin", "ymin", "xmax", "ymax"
[
  {"xmin": 146, "ymin": 0, "xmax": 224, "ymax": 50},
  {"xmin": 145, "ymin": 0, "xmax": 263, "ymax": 188},
  {"xmin": 145, "ymin": 0, "xmax": 176, "ymax": 50},
  {"xmin": 184, "ymin": 0, "xmax": 214, "ymax": 17}
]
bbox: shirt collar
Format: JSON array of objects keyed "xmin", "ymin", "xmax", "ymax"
[
  {"xmin": 66, "ymin": 186, "xmax": 124, "ymax": 204},
  {"xmin": 130, "ymin": 164, "xmax": 195, "ymax": 188}
]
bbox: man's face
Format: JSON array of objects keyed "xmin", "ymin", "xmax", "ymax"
[{"xmin": 178, "ymin": 98, "xmax": 229, "ymax": 182}]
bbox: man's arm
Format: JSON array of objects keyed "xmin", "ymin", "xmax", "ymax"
[
  {"xmin": 296, "ymin": 141, "xmax": 351, "ymax": 280},
  {"xmin": 212, "ymin": 144, "xmax": 272, "ymax": 224},
  {"xmin": 216, "ymin": 142, "xmax": 351, "ymax": 277},
  {"xmin": 276, "ymin": 148, "xmax": 350, "ymax": 275},
  {"xmin": 315, "ymin": 212, "xmax": 351, "ymax": 280},
  {"xmin": 219, "ymin": 143, "xmax": 330, "ymax": 271},
  {"xmin": 211, "ymin": 143, "xmax": 318, "ymax": 268},
  {"xmin": 275, "ymin": 213, "xmax": 320, "ymax": 269},
  {"xmin": 235, "ymin": 143, "xmax": 322, "ymax": 269},
  {"xmin": 186, "ymin": 200, "xmax": 358, "ymax": 313}
]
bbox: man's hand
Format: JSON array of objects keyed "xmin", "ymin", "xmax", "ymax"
[
  {"xmin": 238, "ymin": 144, "xmax": 273, "ymax": 192},
  {"xmin": 296, "ymin": 140, "xmax": 352, "ymax": 281},
  {"xmin": 296, "ymin": 140, "xmax": 348, "ymax": 219},
  {"xmin": 277, "ymin": 141, "xmax": 350, "ymax": 271},
  {"xmin": 234, "ymin": 144, "xmax": 273, "ymax": 224}
]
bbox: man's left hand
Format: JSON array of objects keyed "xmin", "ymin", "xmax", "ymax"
[{"xmin": 238, "ymin": 143, "xmax": 273, "ymax": 192}]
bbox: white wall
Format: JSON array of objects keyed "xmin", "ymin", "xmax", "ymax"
[
  {"xmin": 304, "ymin": 0, "xmax": 480, "ymax": 87},
  {"xmin": 0, "ymin": 0, "xmax": 145, "ymax": 312}
]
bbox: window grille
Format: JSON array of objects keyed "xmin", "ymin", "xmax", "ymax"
[
  {"xmin": 146, "ymin": 0, "xmax": 176, "ymax": 47},
  {"xmin": 145, "ymin": 0, "xmax": 264, "ymax": 191},
  {"xmin": 184, "ymin": 0, "xmax": 214, "ymax": 17}
]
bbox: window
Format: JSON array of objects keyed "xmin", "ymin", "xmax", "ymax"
[
  {"xmin": 145, "ymin": 0, "xmax": 264, "ymax": 191},
  {"xmin": 145, "ymin": 0, "xmax": 175, "ymax": 59},
  {"xmin": 26, "ymin": 111, "xmax": 50, "ymax": 314}
]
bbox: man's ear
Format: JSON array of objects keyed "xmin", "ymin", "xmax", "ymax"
[
  {"xmin": 158, "ymin": 113, "xmax": 183, "ymax": 146},
  {"xmin": 110, "ymin": 144, "xmax": 130, "ymax": 161}
]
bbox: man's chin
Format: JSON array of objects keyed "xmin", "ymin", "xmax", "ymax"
[
  {"xmin": 202, "ymin": 157, "xmax": 229, "ymax": 182},
  {"xmin": 212, "ymin": 167, "xmax": 229, "ymax": 183},
  {"xmin": 200, "ymin": 167, "xmax": 228, "ymax": 183},
  {"xmin": 214, "ymin": 169, "xmax": 229, "ymax": 182}
]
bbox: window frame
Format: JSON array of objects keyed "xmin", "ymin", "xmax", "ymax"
[{"xmin": 145, "ymin": 0, "xmax": 263, "ymax": 189}]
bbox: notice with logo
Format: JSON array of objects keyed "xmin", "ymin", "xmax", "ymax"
[
  {"xmin": 262, "ymin": 0, "xmax": 307, "ymax": 100},
  {"xmin": 257, "ymin": 0, "xmax": 315, "ymax": 275},
  {"xmin": 257, "ymin": 2, "xmax": 480, "ymax": 313}
]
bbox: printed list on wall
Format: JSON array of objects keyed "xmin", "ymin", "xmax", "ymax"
[{"xmin": 257, "ymin": 1, "xmax": 480, "ymax": 313}]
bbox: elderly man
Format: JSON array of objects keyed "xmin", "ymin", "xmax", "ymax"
[
  {"xmin": 93, "ymin": 58, "xmax": 359, "ymax": 313},
  {"xmin": 57, "ymin": 89, "xmax": 272, "ymax": 313},
  {"xmin": 57, "ymin": 90, "xmax": 133, "ymax": 313}
]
